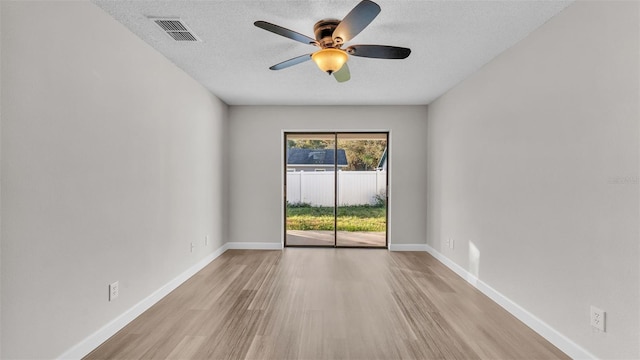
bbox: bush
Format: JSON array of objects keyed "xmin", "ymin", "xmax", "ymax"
[
  {"xmin": 287, "ymin": 201, "xmax": 312, "ymax": 208},
  {"xmin": 373, "ymin": 191, "xmax": 387, "ymax": 208}
]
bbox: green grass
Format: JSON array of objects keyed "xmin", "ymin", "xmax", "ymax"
[{"xmin": 286, "ymin": 205, "xmax": 386, "ymax": 232}]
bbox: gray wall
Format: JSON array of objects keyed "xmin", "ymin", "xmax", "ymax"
[
  {"xmin": 228, "ymin": 106, "xmax": 428, "ymax": 248},
  {"xmin": 426, "ymin": 1, "xmax": 639, "ymax": 359},
  {"xmin": 1, "ymin": 2, "xmax": 228, "ymax": 358}
]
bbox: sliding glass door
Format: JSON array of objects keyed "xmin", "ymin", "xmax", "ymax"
[
  {"xmin": 285, "ymin": 133, "xmax": 336, "ymax": 246},
  {"xmin": 284, "ymin": 132, "xmax": 388, "ymax": 248},
  {"xmin": 336, "ymin": 133, "xmax": 387, "ymax": 247}
]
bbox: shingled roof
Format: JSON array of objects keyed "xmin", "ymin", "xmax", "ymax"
[{"xmin": 287, "ymin": 148, "xmax": 348, "ymax": 166}]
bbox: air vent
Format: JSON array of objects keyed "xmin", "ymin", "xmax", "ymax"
[{"xmin": 151, "ymin": 18, "xmax": 200, "ymax": 42}]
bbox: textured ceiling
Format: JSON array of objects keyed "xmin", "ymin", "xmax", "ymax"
[{"xmin": 91, "ymin": 0, "xmax": 573, "ymax": 105}]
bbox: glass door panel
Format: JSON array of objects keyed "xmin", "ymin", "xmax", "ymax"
[
  {"xmin": 336, "ymin": 133, "xmax": 388, "ymax": 247},
  {"xmin": 285, "ymin": 133, "xmax": 336, "ymax": 246}
]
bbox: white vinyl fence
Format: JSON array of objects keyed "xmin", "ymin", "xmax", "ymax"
[{"xmin": 287, "ymin": 170, "xmax": 386, "ymax": 206}]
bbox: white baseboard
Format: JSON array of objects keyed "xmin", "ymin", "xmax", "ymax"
[
  {"xmin": 58, "ymin": 243, "xmax": 230, "ymax": 360},
  {"xmin": 424, "ymin": 244, "xmax": 596, "ymax": 360},
  {"xmin": 389, "ymin": 243, "xmax": 429, "ymax": 251},
  {"xmin": 226, "ymin": 242, "xmax": 283, "ymax": 250}
]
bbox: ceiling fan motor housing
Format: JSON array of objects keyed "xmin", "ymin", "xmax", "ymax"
[{"xmin": 314, "ymin": 19, "xmax": 341, "ymax": 48}]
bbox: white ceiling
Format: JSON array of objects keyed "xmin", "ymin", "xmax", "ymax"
[{"xmin": 91, "ymin": 0, "xmax": 573, "ymax": 106}]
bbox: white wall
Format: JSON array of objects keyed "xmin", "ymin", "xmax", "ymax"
[
  {"xmin": 228, "ymin": 106, "xmax": 428, "ymax": 248},
  {"xmin": 0, "ymin": 1, "xmax": 228, "ymax": 358},
  {"xmin": 426, "ymin": 1, "xmax": 639, "ymax": 359}
]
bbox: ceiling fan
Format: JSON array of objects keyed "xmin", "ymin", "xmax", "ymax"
[{"xmin": 254, "ymin": 0, "xmax": 411, "ymax": 83}]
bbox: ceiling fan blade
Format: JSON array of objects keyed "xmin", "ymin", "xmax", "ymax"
[
  {"xmin": 254, "ymin": 21, "xmax": 316, "ymax": 45},
  {"xmin": 332, "ymin": 0, "xmax": 381, "ymax": 43},
  {"xmin": 346, "ymin": 45, "xmax": 411, "ymax": 59},
  {"xmin": 269, "ymin": 54, "xmax": 313, "ymax": 70},
  {"xmin": 333, "ymin": 63, "xmax": 351, "ymax": 82}
]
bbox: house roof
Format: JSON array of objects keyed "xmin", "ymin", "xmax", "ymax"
[
  {"xmin": 287, "ymin": 148, "xmax": 348, "ymax": 166},
  {"xmin": 377, "ymin": 147, "xmax": 387, "ymax": 169}
]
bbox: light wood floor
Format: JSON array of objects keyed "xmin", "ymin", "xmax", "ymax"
[{"xmin": 85, "ymin": 249, "xmax": 570, "ymax": 360}]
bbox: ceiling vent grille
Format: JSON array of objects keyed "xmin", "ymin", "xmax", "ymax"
[{"xmin": 151, "ymin": 18, "xmax": 200, "ymax": 42}]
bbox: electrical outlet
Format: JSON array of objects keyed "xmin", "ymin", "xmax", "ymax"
[
  {"xmin": 190, "ymin": 242, "xmax": 195, "ymax": 253},
  {"xmin": 445, "ymin": 238, "xmax": 454, "ymax": 249},
  {"xmin": 590, "ymin": 306, "xmax": 606, "ymax": 331},
  {"xmin": 205, "ymin": 235, "xmax": 208, "ymax": 246},
  {"xmin": 109, "ymin": 281, "xmax": 119, "ymax": 301}
]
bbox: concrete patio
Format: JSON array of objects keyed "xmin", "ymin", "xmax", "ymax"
[{"xmin": 286, "ymin": 230, "xmax": 386, "ymax": 247}]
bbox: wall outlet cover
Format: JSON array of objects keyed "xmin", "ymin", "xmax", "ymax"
[
  {"xmin": 590, "ymin": 306, "xmax": 605, "ymax": 332},
  {"xmin": 109, "ymin": 281, "xmax": 119, "ymax": 301}
]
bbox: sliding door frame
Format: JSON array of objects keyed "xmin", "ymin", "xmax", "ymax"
[{"xmin": 283, "ymin": 131, "xmax": 389, "ymax": 249}]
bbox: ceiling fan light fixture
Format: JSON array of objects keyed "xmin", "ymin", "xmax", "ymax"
[{"xmin": 312, "ymin": 48, "xmax": 348, "ymax": 75}]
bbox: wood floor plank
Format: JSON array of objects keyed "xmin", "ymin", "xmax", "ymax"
[
  {"xmin": 84, "ymin": 249, "xmax": 570, "ymax": 360},
  {"xmin": 165, "ymin": 336, "xmax": 207, "ymax": 360}
]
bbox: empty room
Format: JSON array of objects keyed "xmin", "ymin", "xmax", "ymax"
[{"xmin": 1, "ymin": 0, "xmax": 638, "ymax": 359}]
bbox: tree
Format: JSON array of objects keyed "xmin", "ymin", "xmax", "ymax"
[
  {"xmin": 339, "ymin": 140, "xmax": 386, "ymax": 171},
  {"xmin": 287, "ymin": 139, "xmax": 330, "ymax": 149}
]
